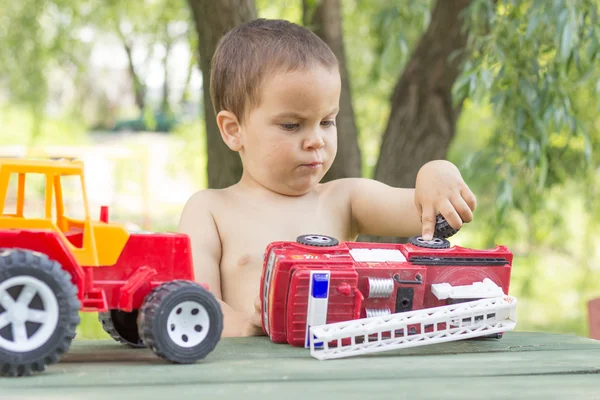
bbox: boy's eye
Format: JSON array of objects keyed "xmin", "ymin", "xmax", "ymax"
[
  {"xmin": 321, "ymin": 120, "xmax": 336, "ymax": 127},
  {"xmin": 280, "ymin": 123, "xmax": 300, "ymax": 131}
]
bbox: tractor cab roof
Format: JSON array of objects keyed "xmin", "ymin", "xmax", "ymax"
[{"xmin": 0, "ymin": 158, "xmax": 84, "ymax": 176}]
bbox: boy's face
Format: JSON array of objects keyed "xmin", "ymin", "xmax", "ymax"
[{"xmin": 239, "ymin": 65, "xmax": 341, "ymax": 196}]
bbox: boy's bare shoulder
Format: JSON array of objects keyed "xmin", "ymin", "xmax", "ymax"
[
  {"xmin": 178, "ymin": 188, "xmax": 238, "ymax": 236},
  {"xmin": 181, "ymin": 187, "xmax": 232, "ymax": 216}
]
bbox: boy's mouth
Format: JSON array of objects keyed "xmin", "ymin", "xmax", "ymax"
[{"xmin": 300, "ymin": 161, "xmax": 323, "ymax": 169}]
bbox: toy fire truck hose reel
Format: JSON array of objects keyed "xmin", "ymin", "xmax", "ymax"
[{"xmin": 0, "ymin": 249, "xmax": 81, "ymax": 377}]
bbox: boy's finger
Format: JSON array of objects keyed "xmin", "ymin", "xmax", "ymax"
[
  {"xmin": 451, "ymin": 194, "xmax": 473, "ymax": 223},
  {"xmin": 415, "ymin": 199, "xmax": 423, "ymax": 215},
  {"xmin": 439, "ymin": 200, "xmax": 463, "ymax": 230},
  {"xmin": 461, "ymin": 186, "xmax": 477, "ymax": 211},
  {"xmin": 421, "ymin": 207, "xmax": 436, "ymax": 240}
]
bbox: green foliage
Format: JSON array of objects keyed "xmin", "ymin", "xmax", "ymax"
[
  {"xmin": 0, "ymin": 0, "xmax": 192, "ymax": 137},
  {"xmin": 366, "ymin": 0, "xmax": 432, "ymax": 82},
  {"xmin": 445, "ymin": 2, "xmax": 600, "ymax": 337},
  {"xmin": 0, "ymin": 0, "xmax": 92, "ymax": 141},
  {"xmin": 84, "ymin": 0, "xmax": 192, "ymax": 117},
  {"xmin": 257, "ymin": 0, "xmax": 302, "ymax": 23},
  {"xmin": 0, "ymin": 106, "xmax": 89, "ymax": 146},
  {"xmin": 169, "ymin": 119, "xmax": 208, "ymax": 190},
  {"xmin": 456, "ymin": 0, "xmax": 600, "ymax": 221},
  {"xmin": 93, "ymin": 0, "xmax": 191, "ymax": 62},
  {"xmin": 77, "ymin": 313, "xmax": 110, "ymax": 340},
  {"xmin": 448, "ymin": 99, "xmax": 600, "ymax": 338},
  {"xmin": 340, "ymin": 0, "xmax": 433, "ymax": 177}
]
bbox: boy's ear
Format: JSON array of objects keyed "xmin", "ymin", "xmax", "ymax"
[{"xmin": 216, "ymin": 110, "xmax": 243, "ymax": 152}]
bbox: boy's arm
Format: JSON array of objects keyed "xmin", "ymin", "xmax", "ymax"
[
  {"xmin": 348, "ymin": 160, "xmax": 476, "ymax": 239},
  {"xmin": 178, "ymin": 191, "xmax": 254, "ymax": 337},
  {"xmin": 347, "ymin": 179, "xmax": 422, "ymax": 238}
]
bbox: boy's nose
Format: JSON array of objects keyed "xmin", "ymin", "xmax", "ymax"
[{"xmin": 304, "ymin": 134, "xmax": 325, "ymax": 150}]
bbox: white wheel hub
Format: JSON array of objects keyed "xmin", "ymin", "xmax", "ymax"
[
  {"xmin": 166, "ymin": 300, "xmax": 210, "ymax": 348},
  {"xmin": 0, "ymin": 275, "xmax": 60, "ymax": 353},
  {"xmin": 417, "ymin": 237, "xmax": 445, "ymax": 245},
  {"xmin": 306, "ymin": 236, "xmax": 330, "ymax": 243}
]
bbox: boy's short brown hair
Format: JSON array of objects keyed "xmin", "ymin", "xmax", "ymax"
[{"xmin": 210, "ymin": 18, "xmax": 339, "ymax": 123}]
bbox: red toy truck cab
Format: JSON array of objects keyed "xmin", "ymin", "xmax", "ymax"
[{"xmin": 260, "ymin": 235, "xmax": 512, "ymax": 347}]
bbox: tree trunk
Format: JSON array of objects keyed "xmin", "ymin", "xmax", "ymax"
[
  {"xmin": 123, "ymin": 41, "xmax": 146, "ymax": 113},
  {"xmin": 187, "ymin": 0, "xmax": 256, "ymax": 189},
  {"xmin": 303, "ymin": 0, "xmax": 362, "ymax": 181},
  {"xmin": 115, "ymin": 25, "xmax": 146, "ymax": 113},
  {"xmin": 180, "ymin": 42, "xmax": 196, "ymax": 106},
  {"xmin": 362, "ymin": 0, "xmax": 472, "ymax": 243},
  {"xmin": 161, "ymin": 38, "xmax": 172, "ymax": 115}
]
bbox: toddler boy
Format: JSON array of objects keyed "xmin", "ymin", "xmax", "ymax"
[{"xmin": 179, "ymin": 19, "xmax": 476, "ymax": 337}]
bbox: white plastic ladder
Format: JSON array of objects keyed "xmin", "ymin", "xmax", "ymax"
[{"xmin": 308, "ymin": 295, "xmax": 517, "ymax": 360}]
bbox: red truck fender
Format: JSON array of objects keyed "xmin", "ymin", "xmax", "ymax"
[{"xmin": 0, "ymin": 229, "xmax": 86, "ymax": 301}]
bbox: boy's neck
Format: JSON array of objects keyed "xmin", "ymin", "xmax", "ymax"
[{"xmin": 235, "ymin": 171, "xmax": 317, "ymax": 199}]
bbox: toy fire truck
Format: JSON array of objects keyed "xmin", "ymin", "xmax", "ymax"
[
  {"xmin": 0, "ymin": 158, "xmax": 223, "ymax": 376},
  {"xmin": 260, "ymin": 218, "xmax": 517, "ymax": 360}
]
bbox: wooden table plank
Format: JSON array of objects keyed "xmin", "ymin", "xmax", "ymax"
[
  {"xmin": 1, "ymin": 332, "xmax": 599, "ymax": 399},
  {"xmin": 2, "ymin": 375, "xmax": 600, "ymax": 400}
]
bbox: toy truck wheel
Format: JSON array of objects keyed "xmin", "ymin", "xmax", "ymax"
[
  {"xmin": 99, "ymin": 310, "xmax": 144, "ymax": 348},
  {"xmin": 138, "ymin": 281, "xmax": 223, "ymax": 364},
  {"xmin": 408, "ymin": 235, "xmax": 451, "ymax": 249},
  {"xmin": 296, "ymin": 234, "xmax": 339, "ymax": 247},
  {"xmin": 0, "ymin": 249, "xmax": 80, "ymax": 377},
  {"xmin": 434, "ymin": 214, "xmax": 460, "ymax": 238},
  {"xmin": 482, "ymin": 333, "xmax": 503, "ymax": 339}
]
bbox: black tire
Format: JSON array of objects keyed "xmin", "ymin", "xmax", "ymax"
[
  {"xmin": 99, "ymin": 310, "xmax": 144, "ymax": 348},
  {"xmin": 482, "ymin": 332, "xmax": 504, "ymax": 339},
  {"xmin": 296, "ymin": 234, "xmax": 339, "ymax": 247},
  {"xmin": 0, "ymin": 249, "xmax": 80, "ymax": 377},
  {"xmin": 468, "ymin": 332, "xmax": 504, "ymax": 340},
  {"xmin": 408, "ymin": 235, "xmax": 451, "ymax": 249},
  {"xmin": 138, "ymin": 281, "xmax": 223, "ymax": 364},
  {"xmin": 434, "ymin": 214, "xmax": 460, "ymax": 239}
]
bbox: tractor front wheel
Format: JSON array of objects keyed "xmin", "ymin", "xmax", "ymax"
[{"xmin": 138, "ymin": 281, "xmax": 223, "ymax": 364}]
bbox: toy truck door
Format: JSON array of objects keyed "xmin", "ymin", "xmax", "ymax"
[{"xmin": 285, "ymin": 267, "xmax": 358, "ymax": 347}]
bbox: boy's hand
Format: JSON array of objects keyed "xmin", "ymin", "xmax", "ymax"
[
  {"xmin": 414, "ymin": 160, "xmax": 477, "ymax": 240},
  {"xmin": 243, "ymin": 295, "xmax": 265, "ymax": 336}
]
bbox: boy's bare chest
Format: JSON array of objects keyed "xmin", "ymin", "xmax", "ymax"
[
  {"xmin": 216, "ymin": 195, "xmax": 349, "ymax": 276},
  {"xmin": 212, "ymin": 194, "xmax": 350, "ymax": 312}
]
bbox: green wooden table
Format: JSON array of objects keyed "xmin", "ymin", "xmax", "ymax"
[{"xmin": 1, "ymin": 332, "xmax": 599, "ymax": 399}]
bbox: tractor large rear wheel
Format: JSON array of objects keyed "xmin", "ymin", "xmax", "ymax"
[{"xmin": 0, "ymin": 249, "xmax": 80, "ymax": 376}]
